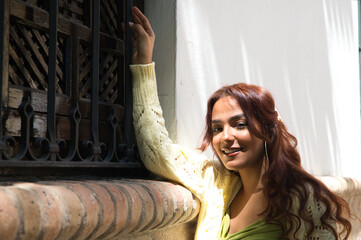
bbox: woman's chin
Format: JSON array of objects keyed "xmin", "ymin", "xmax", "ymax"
[{"xmin": 224, "ymin": 161, "xmax": 245, "ymax": 171}]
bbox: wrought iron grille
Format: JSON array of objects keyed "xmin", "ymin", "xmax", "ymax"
[{"xmin": 0, "ymin": 0, "xmax": 142, "ymax": 168}]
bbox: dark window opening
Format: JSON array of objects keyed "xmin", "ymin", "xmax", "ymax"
[{"xmin": 0, "ymin": 0, "xmax": 145, "ymax": 177}]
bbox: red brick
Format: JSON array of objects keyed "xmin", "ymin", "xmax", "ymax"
[
  {"xmin": 0, "ymin": 188, "xmax": 19, "ymax": 240},
  {"xmin": 96, "ymin": 181, "xmax": 129, "ymax": 238},
  {"xmin": 112, "ymin": 183, "xmax": 142, "ymax": 235},
  {"xmin": 126, "ymin": 182, "xmax": 155, "ymax": 233},
  {"xmin": 11, "ymin": 184, "xmax": 42, "ymax": 239},
  {"xmin": 48, "ymin": 183, "xmax": 84, "ymax": 239},
  {"xmin": 29, "ymin": 184, "xmax": 63, "ymax": 240},
  {"xmin": 83, "ymin": 181, "xmax": 115, "ymax": 239},
  {"xmin": 64, "ymin": 182, "xmax": 101, "ymax": 239},
  {"xmin": 137, "ymin": 180, "xmax": 166, "ymax": 230}
]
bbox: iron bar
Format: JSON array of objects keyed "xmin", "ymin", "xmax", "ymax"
[
  {"xmin": 99, "ymin": 108, "xmax": 118, "ymax": 162},
  {"xmin": 117, "ymin": 0, "xmax": 124, "ymax": 106},
  {"xmin": 12, "ymin": 96, "xmax": 33, "ymax": 160},
  {"xmin": 124, "ymin": 0, "xmax": 134, "ymax": 162},
  {"xmin": 57, "ymin": 102, "xmax": 81, "ymax": 161},
  {"xmin": 0, "ymin": 0, "xmax": 7, "ymax": 158},
  {"xmin": 91, "ymin": 0, "xmax": 101, "ymax": 161},
  {"xmin": 47, "ymin": 0, "xmax": 60, "ymax": 160}
]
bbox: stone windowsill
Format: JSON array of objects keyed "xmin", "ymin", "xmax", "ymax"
[{"xmin": 0, "ymin": 179, "xmax": 200, "ymax": 240}]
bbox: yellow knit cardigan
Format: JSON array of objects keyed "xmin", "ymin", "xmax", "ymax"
[{"xmin": 130, "ymin": 62, "xmax": 336, "ymax": 240}]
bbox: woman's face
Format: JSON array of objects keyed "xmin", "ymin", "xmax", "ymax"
[{"xmin": 211, "ymin": 96, "xmax": 265, "ymax": 171}]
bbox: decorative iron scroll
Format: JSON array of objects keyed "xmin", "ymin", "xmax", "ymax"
[{"xmin": 0, "ymin": 0, "xmax": 141, "ymax": 167}]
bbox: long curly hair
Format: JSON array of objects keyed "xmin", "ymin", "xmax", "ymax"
[{"xmin": 200, "ymin": 83, "xmax": 351, "ymax": 239}]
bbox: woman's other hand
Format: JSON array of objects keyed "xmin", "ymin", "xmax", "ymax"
[{"xmin": 129, "ymin": 7, "xmax": 155, "ymax": 64}]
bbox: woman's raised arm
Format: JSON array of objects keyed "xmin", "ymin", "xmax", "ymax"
[{"xmin": 129, "ymin": 8, "xmax": 214, "ymax": 201}]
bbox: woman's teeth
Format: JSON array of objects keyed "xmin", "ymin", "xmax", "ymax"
[{"xmin": 223, "ymin": 148, "xmax": 243, "ymax": 154}]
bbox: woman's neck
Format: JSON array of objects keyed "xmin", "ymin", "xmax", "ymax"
[{"xmin": 238, "ymin": 159, "xmax": 265, "ymax": 195}]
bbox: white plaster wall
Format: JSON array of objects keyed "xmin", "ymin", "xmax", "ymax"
[
  {"xmin": 145, "ymin": 0, "xmax": 177, "ymax": 141},
  {"xmin": 175, "ymin": 0, "xmax": 361, "ymax": 178}
]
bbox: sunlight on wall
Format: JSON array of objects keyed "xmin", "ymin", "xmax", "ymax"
[
  {"xmin": 174, "ymin": 0, "xmax": 361, "ymax": 178},
  {"xmin": 176, "ymin": 0, "xmax": 222, "ymax": 149},
  {"xmin": 322, "ymin": 0, "xmax": 361, "ymax": 177}
]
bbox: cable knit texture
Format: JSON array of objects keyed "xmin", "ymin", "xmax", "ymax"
[{"xmin": 130, "ymin": 62, "xmax": 338, "ymax": 240}]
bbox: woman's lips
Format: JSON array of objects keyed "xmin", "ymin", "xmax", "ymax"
[{"xmin": 222, "ymin": 147, "xmax": 244, "ymax": 157}]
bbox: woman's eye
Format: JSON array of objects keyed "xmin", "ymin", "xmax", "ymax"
[
  {"xmin": 235, "ymin": 123, "xmax": 248, "ymax": 129},
  {"xmin": 212, "ymin": 127, "xmax": 222, "ymax": 134}
]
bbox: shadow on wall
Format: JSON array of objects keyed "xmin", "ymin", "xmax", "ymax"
[{"xmin": 176, "ymin": 0, "xmax": 360, "ymax": 177}]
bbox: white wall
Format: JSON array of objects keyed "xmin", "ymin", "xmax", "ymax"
[
  {"xmin": 175, "ymin": 0, "xmax": 361, "ymax": 178},
  {"xmin": 147, "ymin": 0, "xmax": 361, "ymax": 178},
  {"xmin": 145, "ymin": 0, "xmax": 177, "ymax": 141}
]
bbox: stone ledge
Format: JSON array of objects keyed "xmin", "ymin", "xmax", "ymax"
[
  {"xmin": 0, "ymin": 179, "xmax": 200, "ymax": 240},
  {"xmin": 319, "ymin": 176, "xmax": 361, "ymax": 239}
]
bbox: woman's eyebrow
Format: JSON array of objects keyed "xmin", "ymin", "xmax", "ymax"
[
  {"xmin": 211, "ymin": 114, "xmax": 245, "ymax": 124},
  {"xmin": 230, "ymin": 114, "xmax": 246, "ymax": 122}
]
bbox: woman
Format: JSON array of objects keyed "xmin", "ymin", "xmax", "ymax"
[{"xmin": 128, "ymin": 7, "xmax": 352, "ymax": 239}]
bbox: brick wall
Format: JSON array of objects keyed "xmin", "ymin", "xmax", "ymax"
[{"xmin": 0, "ymin": 179, "xmax": 200, "ymax": 240}]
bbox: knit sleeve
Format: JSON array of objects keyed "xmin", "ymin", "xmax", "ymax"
[
  {"xmin": 289, "ymin": 185, "xmax": 337, "ymax": 240},
  {"xmin": 130, "ymin": 62, "xmax": 210, "ymax": 200},
  {"xmin": 304, "ymin": 192, "xmax": 337, "ymax": 240}
]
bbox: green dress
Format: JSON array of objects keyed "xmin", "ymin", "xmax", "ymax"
[{"xmin": 219, "ymin": 210, "xmax": 283, "ymax": 240}]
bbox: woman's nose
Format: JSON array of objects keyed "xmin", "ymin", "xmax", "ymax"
[{"xmin": 222, "ymin": 126, "xmax": 235, "ymax": 141}]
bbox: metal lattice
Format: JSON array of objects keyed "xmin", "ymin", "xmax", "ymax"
[
  {"xmin": 9, "ymin": 21, "xmax": 65, "ymax": 93},
  {"xmin": 79, "ymin": 42, "xmax": 92, "ymax": 99},
  {"xmin": 100, "ymin": 0, "xmax": 118, "ymax": 37},
  {"xmin": 0, "ymin": 0, "xmax": 141, "ymax": 168}
]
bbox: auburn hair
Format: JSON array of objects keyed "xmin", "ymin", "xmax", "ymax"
[{"xmin": 200, "ymin": 83, "xmax": 351, "ymax": 239}]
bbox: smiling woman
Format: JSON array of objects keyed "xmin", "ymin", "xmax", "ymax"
[
  {"xmin": 129, "ymin": 6, "xmax": 352, "ymax": 240},
  {"xmin": 199, "ymin": 82, "xmax": 353, "ymax": 239}
]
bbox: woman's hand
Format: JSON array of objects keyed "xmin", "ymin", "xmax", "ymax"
[{"xmin": 129, "ymin": 7, "xmax": 155, "ymax": 64}]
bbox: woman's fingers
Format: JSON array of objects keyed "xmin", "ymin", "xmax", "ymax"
[
  {"xmin": 133, "ymin": 11, "xmax": 143, "ymax": 27},
  {"xmin": 129, "ymin": 22, "xmax": 147, "ymax": 38},
  {"xmin": 132, "ymin": 7, "xmax": 154, "ymax": 37}
]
